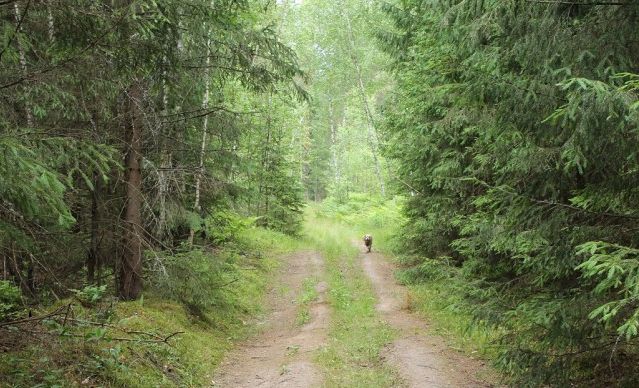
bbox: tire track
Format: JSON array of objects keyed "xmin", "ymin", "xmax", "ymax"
[
  {"xmin": 358, "ymin": 243, "xmax": 496, "ymax": 387},
  {"xmin": 213, "ymin": 251, "xmax": 328, "ymax": 387}
]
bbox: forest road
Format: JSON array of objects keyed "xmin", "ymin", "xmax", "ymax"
[
  {"xmin": 213, "ymin": 250, "xmax": 329, "ymax": 387},
  {"xmin": 357, "ymin": 243, "xmax": 496, "ymax": 388}
]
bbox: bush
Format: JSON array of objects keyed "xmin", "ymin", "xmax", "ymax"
[
  {"xmin": 0, "ymin": 280, "xmax": 22, "ymax": 321},
  {"xmin": 203, "ymin": 210, "xmax": 255, "ymax": 245},
  {"xmin": 70, "ymin": 285, "xmax": 107, "ymax": 307},
  {"xmin": 147, "ymin": 247, "xmax": 261, "ymax": 320}
]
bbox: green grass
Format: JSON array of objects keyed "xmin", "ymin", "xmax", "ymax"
[
  {"xmin": 405, "ymin": 281, "xmax": 500, "ymax": 359},
  {"xmin": 317, "ymin": 193, "xmax": 405, "ymax": 252},
  {"xmin": 0, "ymin": 226, "xmax": 299, "ymax": 388},
  {"xmin": 296, "ymin": 277, "xmax": 319, "ymax": 326},
  {"xmin": 303, "ymin": 208, "xmax": 404, "ymax": 387},
  {"xmin": 314, "ymin": 194, "xmax": 501, "ymax": 379}
]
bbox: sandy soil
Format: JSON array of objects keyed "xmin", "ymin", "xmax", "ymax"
[
  {"xmin": 212, "ymin": 251, "xmax": 329, "ymax": 387},
  {"xmin": 214, "ymin": 243, "xmax": 497, "ymax": 388},
  {"xmin": 359, "ymin": 244, "xmax": 497, "ymax": 388}
]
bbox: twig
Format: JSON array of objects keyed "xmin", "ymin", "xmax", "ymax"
[
  {"xmin": 62, "ymin": 303, "xmax": 72, "ymax": 327},
  {"xmin": 0, "ymin": 305, "xmax": 67, "ymax": 328},
  {"xmin": 61, "ymin": 317, "xmax": 164, "ymax": 341},
  {"xmin": 15, "ymin": 328, "xmax": 185, "ymax": 344},
  {"xmin": 215, "ymin": 278, "xmax": 239, "ymax": 288}
]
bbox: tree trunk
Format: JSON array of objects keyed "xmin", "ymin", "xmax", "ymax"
[
  {"xmin": 156, "ymin": 56, "xmax": 171, "ymax": 243},
  {"xmin": 119, "ymin": 81, "xmax": 144, "ymax": 300},
  {"xmin": 87, "ymin": 174, "xmax": 102, "ymax": 285},
  {"xmin": 13, "ymin": 2, "xmax": 33, "ymax": 128},
  {"xmin": 187, "ymin": 35, "xmax": 212, "ymax": 246},
  {"xmin": 343, "ymin": 12, "xmax": 385, "ymax": 197},
  {"xmin": 9, "ymin": 246, "xmax": 33, "ymax": 297},
  {"xmin": 328, "ymin": 99, "xmax": 341, "ymax": 186},
  {"xmin": 263, "ymin": 97, "xmax": 273, "ymax": 221}
]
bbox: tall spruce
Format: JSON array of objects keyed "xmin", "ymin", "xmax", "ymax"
[
  {"xmin": 0, "ymin": 0, "xmax": 305, "ymax": 303},
  {"xmin": 380, "ymin": 0, "xmax": 639, "ymax": 385}
]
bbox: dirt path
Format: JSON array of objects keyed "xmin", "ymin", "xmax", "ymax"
[
  {"xmin": 358, "ymin": 244, "xmax": 496, "ymax": 388},
  {"xmin": 213, "ymin": 251, "xmax": 329, "ymax": 387}
]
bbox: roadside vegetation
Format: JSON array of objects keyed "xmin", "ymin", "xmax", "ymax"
[
  {"xmin": 0, "ymin": 227, "xmax": 299, "ymax": 387},
  {"xmin": 380, "ymin": 2, "xmax": 639, "ymax": 385}
]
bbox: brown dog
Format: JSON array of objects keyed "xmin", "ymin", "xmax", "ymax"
[{"xmin": 363, "ymin": 234, "xmax": 373, "ymax": 253}]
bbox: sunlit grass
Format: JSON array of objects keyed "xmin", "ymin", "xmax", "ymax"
[
  {"xmin": 303, "ymin": 209, "xmax": 404, "ymax": 387},
  {"xmin": 312, "ymin": 194, "xmax": 500, "ymax": 379}
]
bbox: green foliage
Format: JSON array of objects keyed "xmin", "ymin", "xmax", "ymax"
[
  {"xmin": 380, "ymin": 0, "xmax": 639, "ymax": 385},
  {"xmin": 203, "ymin": 210, "xmax": 256, "ymax": 245},
  {"xmin": 0, "ymin": 280, "xmax": 22, "ymax": 321},
  {"xmin": 279, "ymin": 0, "xmax": 392, "ymax": 200},
  {"xmin": 577, "ymin": 242, "xmax": 639, "ymax": 340},
  {"xmin": 0, "ymin": 226, "xmax": 290, "ymax": 387},
  {"xmin": 149, "ymin": 249, "xmax": 241, "ymax": 315},
  {"xmin": 319, "ymin": 193, "xmax": 403, "ymax": 227},
  {"xmin": 0, "ymin": 0, "xmax": 307, "ymax": 299},
  {"xmin": 316, "ymin": 193, "xmax": 405, "ymax": 252},
  {"xmin": 70, "ymin": 285, "xmax": 108, "ymax": 308}
]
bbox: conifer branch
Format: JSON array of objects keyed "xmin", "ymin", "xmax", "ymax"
[{"xmin": 525, "ymin": 0, "xmax": 629, "ymax": 5}]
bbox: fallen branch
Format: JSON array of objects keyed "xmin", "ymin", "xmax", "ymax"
[
  {"xmin": 1, "ymin": 304, "xmax": 183, "ymax": 346},
  {"xmin": 58, "ymin": 317, "xmax": 165, "ymax": 341},
  {"xmin": 14, "ymin": 328, "xmax": 185, "ymax": 344},
  {"xmin": 0, "ymin": 304, "xmax": 69, "ymax": 328}
]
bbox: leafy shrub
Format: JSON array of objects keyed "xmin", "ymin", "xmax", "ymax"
[
  {"xmin": 70, "ymin": 285, "xmax": 107, "ymax": 307},
  {"xmin": 203, "ymin": 210, "xmax": 255, "ymax": 245},
  {"xmin": 0, "ymin": 280, "xmax": 22, "ymax": 321}
]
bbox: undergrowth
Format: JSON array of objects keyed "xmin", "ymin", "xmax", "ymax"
[{"xmin": 0, "ymin": 226, "xmax": 298, "ymax": 387}]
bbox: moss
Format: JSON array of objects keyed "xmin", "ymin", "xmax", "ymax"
[{"xmin": 0, "ymin": 227, "xmax": 294, "ymax": 387}]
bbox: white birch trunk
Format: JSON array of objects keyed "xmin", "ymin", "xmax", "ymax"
[
  {"xmin": 344, "ymin": 11, "xmax": 385, "ymax": 197},
  {"xmin": 47, "ymin": 2, "xmax": 55, "ymax": 42},
  {"xmin": 13, "ymin": 2, "xmax": 33, "ymax": 128},
  {"xmin": 188, "ymin": 36, "xmax": 212, "ymax": 245}
]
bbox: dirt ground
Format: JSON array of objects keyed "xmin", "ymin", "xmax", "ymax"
[
  {"xmin": 359, "ymin": 244, "xmax": 496, "ymax": 387},
  {"xmin": 213, "ymin": 244, "xmax": 497, "ymax": 387},
  {"xmin": 212, "ymin": 251, "xmax": 329, "ymax": 387}
]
